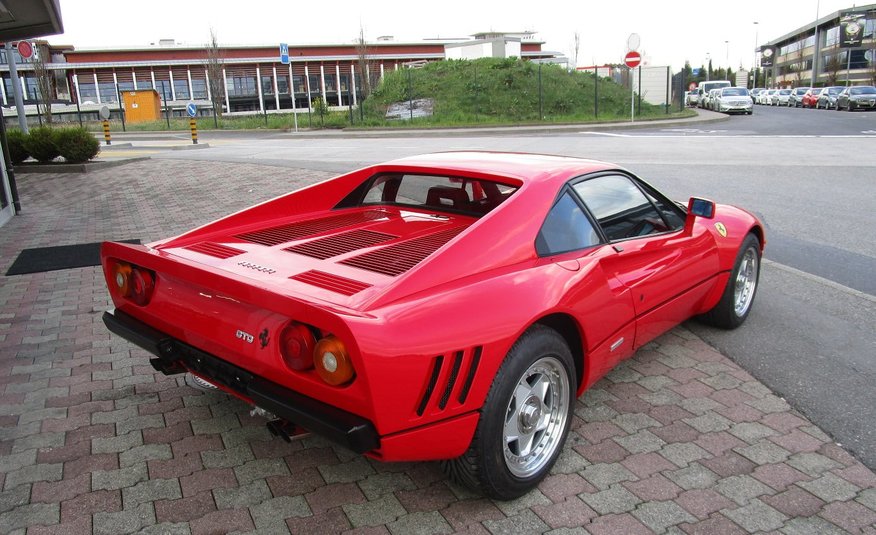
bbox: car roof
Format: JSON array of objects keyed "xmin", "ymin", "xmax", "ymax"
[{"xmin": 380, "ymin": 151, "xmax": 617, "ymax": 185}]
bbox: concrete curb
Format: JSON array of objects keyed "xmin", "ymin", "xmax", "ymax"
[{"xmin": 14, "ymin": 156, "xmax": 152, "ymax": 174}]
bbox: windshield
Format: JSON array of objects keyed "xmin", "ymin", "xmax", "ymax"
[
  {"xmin": 827, "ymin": 87, "xmax": 842, "ymax": 95},
  {"xmin": 779, "ymin": 89, "xmax": 791, "ymax": 95},
  {"xmin": 850, "ymin": 86, "xmax": 876, "ymax": 95},
  {"xmin": 722, "ymin": 88, "xmax": 749, "ymax": 96}
]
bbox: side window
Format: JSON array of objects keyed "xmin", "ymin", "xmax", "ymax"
[
  {"xmin": 573, "ymin": 175, "xmax": 670, "ymax": 241},
  {"xmin": 536, "ymin": 191, "xmax": 600, "ymax": 256}
]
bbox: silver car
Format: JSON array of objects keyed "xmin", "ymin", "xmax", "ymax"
[
  {"xmin": 714, "ymin": 87, "xmax": 753, "ymax": 114},
  {"xmin": 816, "ymin": 86, "xmax": 844, "ymax": 109},
  {"xmin": 771, "ymin": 89, "xmax": 792, "ymax": 106}
]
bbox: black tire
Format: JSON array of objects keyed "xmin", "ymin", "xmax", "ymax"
[
  {"xmin": 442, "ymin": 325, "xmax": 575, "ymax": 500},
  {"xmin": 700, "ymin": 233, "xmax": 761, "ymax": 329}
]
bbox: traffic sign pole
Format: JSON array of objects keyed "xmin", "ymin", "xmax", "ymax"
[{"xmin": 186, "ymin": 103, "xmax": 198, "ymax": 144}]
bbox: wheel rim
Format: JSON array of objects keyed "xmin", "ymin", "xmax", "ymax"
[
  {"xmin": 503, "ymin": 356, "xmax": 569, "ymax": 478},
  {"xmin": 733, "ymin": 247, "xmax": 759, "ymax": 317}
]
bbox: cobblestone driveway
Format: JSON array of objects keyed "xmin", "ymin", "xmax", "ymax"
[{"xmin": 2, "ymin": 160, "xmax": 875, "ymax": 534}]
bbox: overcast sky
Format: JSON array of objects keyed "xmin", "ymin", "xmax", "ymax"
[{"xmin": 46, "ymin": 0, "xmax": 858, "ymax": 70}]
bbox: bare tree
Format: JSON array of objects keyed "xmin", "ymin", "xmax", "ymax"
[
  {"xmin": 824, "ymin": 53, "xmax": 843, "ymax": 86},
  {"xmin": 205, "ymin": 28, "xmax": 226, "ymax": 118},
  {"xmin": 31, "ymin": 43, "xmax": 54, "ymax": 124},
  {"xmin": 355, "ymin": 25, "xmax": 372, "ymax": 100}
]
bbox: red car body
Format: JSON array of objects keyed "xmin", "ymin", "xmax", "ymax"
[
  {"xmin": 802, "ymin": 88, "xmax": 823, "ymax": 108},
  {"xmin": 102, "ymin": 152, "xmax": 764, "ymax": 497}
]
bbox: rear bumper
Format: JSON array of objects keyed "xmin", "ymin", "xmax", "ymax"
[{"xmin": 103, "ymin": 309, "xmax": 380, "ymax": 454}]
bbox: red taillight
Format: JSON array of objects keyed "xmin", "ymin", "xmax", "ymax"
[
  {"xmin": 110, "ymin": 260, "xmax": 155, "ymax": 306},
  {"xmin": 280, "ymin": 323, "xmax": 316, "ymax": 371}
]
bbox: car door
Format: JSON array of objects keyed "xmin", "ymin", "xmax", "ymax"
[{"xmin": 571, "ymin": 173, "xmax": 720, "ymax": 349}]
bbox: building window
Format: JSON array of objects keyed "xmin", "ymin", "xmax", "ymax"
[
  {"xmin": 226, "ymin": 76, "xmax": 256, "ymax": 97},
  {"xmin": 324, "ymin": 74, "xmax": 336, "ymax": 92},
  {"xmin": 261, "ymin": 75, "xmax": 274, "ymax": 95},
  {"xmin": 339, "ymin": 74, "xmax": 350, "ymax": 92},
  {"xmin": 78, "ymin": 80, "xmax": 97, "ymax": 102},
  {"xmin": 276, "ymin": 75, "xmax": 289, "ymax": 94},
  {"xmin": 173, "ymin": 78, "xmax": 190, "ymax": 99},
  {"xmin": 293, "ymin": 75, "xmax": 305, "ymax": 93},
  {"xmin": 191, "ymin": 79, "xmax": 207, "ymax": 99},
  {"xmin": 308, "ymin": 74, "xmax": 320, "ymax": 93},
  {"xmin": 825, "ymin": 26, "xmax": 840, "ymax": 47},
  {"xmin": 118, "ymin": 81, "xmax": 134, "ymax": 91},
  {"xmin": 99, "ymin": 82, "xmax": 117, "ymax": 102}
]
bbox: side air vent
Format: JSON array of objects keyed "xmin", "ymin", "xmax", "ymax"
[
  {"xmin": 290, "ymin": 270, "xmax": 372, "ymax": 296},
  {"xmin": 415, "ymin": 346, "xmax": 482, "ymax": 417},
  {"xmin": 184, "ymin": 242, "xmax": 245, "ymax": 259},
  {"xmin": 235, "ymin": 211, "xmax": 386, "ymax": 247},
  {"xmin": 285, "ymin": 230, "xmax": 397, "ymax": 260},
  {"xmin": 340, "ymin": 226, "xmax": 464, "ymax": 277}
]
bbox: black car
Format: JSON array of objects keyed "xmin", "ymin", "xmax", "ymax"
[{"xmin": 836, "ymin": 86, "xmax": 876, "ymax": 111}]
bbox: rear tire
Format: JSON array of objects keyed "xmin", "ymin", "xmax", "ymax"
[
  {"xmin": 442, "ymin": 326, "xmax": 575, "ymax": 500},
  {"xmin": 700, "ymin": 233, "xmax": 761, "ymax": 329}
]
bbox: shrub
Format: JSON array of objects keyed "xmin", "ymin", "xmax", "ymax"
[
  {"xmin": 56, "ymin": 127, "xmax": 100, "ymax": 163},
  {"xmin": 22, "ymin": 126, "xmax": 60, "ymax": 163},
  {"xmin": 6, "ymin": 129, "xmax": 28, "ymax": 164}
]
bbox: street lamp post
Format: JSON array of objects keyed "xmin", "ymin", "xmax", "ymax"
[
  {"xmin": 706, "ymin": 53, "xmax": 711, "ymax": 81},
  {"xmin": 753, "ymin": 22, "xmax": 759, "ymax": 88},
  {"xmin": 725, "ymin": 40, "xmax": 730, "ymax": 66}
]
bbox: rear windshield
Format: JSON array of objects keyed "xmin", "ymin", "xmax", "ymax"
[{"xmin": 338, "ymin": 173, "xmax": 519, "ymax": 217}]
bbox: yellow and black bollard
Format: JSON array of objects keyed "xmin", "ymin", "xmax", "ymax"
[
  {"xmin": 189, "ymin": 118, "xmax": 198, "ymax": 145},
  {"xmin": 102, "ymin": 120, "xmax": 111, "ymax": 145}
]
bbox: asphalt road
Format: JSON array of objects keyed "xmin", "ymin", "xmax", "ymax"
[{"xmin": 123, "ymin": 105, "xmax": 876, "ymax": 469}]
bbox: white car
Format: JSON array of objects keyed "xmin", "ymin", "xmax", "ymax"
[
  {"xmin": 771, "ymin": 89, "xmax": 792, "ymax": 106},
  {"xmin": 758, "ymin": 90, "xmax": 776, "ymax": 105},
  {"xmin": 714, "ymin": 87, "xmax": 753, "ymax": 114}
]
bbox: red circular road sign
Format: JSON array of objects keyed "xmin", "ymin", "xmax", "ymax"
[
  {"xmin": 17, "ymin": 40, "xmax": 33, "ymax": 59},
  {"xmin": 624, "ymin": 51, "xmax": 641, "ymax": 68}
]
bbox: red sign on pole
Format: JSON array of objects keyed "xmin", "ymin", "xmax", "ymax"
[
  {"xmin": 624, "ymin": 51, "xmax": 641, "ymax": 68},
  {"xmin": 17, "ymin": 40, "xmax": 33, "ymax": 59}
]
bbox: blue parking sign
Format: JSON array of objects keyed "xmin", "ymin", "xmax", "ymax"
[
  {"xmin": 280, "ymin": 43, "xmax": 289, "ymax": 65},
  {"xmin": 186, "ymin": 103, "xmax": 197, "ymax": 118}
]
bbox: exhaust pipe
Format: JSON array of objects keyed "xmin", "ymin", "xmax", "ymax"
[{"xmin": 266, "ymin": 419, "xmax": 311, "ymax": 443}]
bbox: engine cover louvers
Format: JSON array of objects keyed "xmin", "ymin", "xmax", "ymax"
[
  {"xmin": 235, "ymin": 210, "xmax": 386, "ymax": 247},
  {"xmin": 284, "ymin": 230, "xmax": 397, "ymax": 260},
  {"xmin": 289, "ymin": 270, "xmax": 372, "ymax": 296},
  {"xmin": 340, "ymin": 226, "xmax": 464, "ymax": 277},
  {"xmin": 184, "ymin": 242, "xmax": 245, "ymax": 259}
]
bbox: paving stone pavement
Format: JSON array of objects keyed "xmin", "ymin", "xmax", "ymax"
[{"xmin": 2, "ymin": 159, "xmax": 875, "ymax": 535}]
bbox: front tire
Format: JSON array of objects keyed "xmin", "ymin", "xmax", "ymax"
[
  {"xmin": 442, "ymin": 326, "xmax": 575, "ymax": 500},
  {"xmin": 700, "ymin": 233, "xmax": 761, "ymax": 329}
]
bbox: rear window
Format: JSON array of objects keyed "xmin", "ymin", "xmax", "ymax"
[{"xmin": 339, "ymin": 173, "xmax": 519, "ymax": 217}]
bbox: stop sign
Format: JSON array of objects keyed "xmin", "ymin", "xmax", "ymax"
[{"xmin": 624, "ymin": 51, "xmax": 641, "ymax": 68}]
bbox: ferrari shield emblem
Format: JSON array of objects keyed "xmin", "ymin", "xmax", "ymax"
[{"xmin": 715, "ymin": 222, "xmax": 728, "ymax": 238}]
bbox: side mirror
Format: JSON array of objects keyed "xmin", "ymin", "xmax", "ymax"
[{"xmin": 688, "ymin": 197, "xmax": 715, "ymax": 219}]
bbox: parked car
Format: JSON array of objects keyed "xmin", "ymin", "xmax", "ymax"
[
  {"xmin": 835, "ymin": 85, "xmax": 876, "ymax": 111},
  {"xmin": 816, "ymin": 86, "xmax": 844, "ymax": 109},
  {"xmin": 772, "ymin": 89, "xmax": 792, "ymax": 106},
  {"xmin": 801, "ymin": 88, "xmax": 823, "ymax": 108},
  {"xmin": 788, "ymin": 87, "xmax": 810, "ymax": 107},
  {"xmin": 750, "ymin": 88, "xmax": 765, "ymax": 104},
  {"xmin": 714, "ymin": 87, "xmax": 753, "ymax": 114},
  {"xmin": 685, "ymin": 90, "xmax": 699, "ymax": 107},
  {"xmin": 100, "ymin": 152, "xmax": 764, "ymax": 499},
  {"xmin": 759, "ymin": 89, "xmax": 777, "ymax": 105},
  {"xmin": 697, "ymin": 80, "xmax": 732, "ymax": 108},
  {"xmin": 708, "ymin": 88, "xmax": 723, "ymax": 110}
]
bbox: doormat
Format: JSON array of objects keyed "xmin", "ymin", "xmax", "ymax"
[{"xmin": 5, "ymin": 239, "xmax": 140, "ymax": 276}]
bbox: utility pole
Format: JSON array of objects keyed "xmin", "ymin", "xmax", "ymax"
[{"xmin": 4, "ymin": 43, "xmax": 29, "ymax": 133}]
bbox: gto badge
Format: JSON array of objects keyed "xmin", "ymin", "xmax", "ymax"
[
  {"xmin": 715, "ymin": 222, "xmax": 728, "ymax": 238},
  {"xmin": 235, "ymin": 329, "xmax": 254, "ymax": 344}
]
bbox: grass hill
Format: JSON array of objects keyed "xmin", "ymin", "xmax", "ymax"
[{"xmin": 359, "ymin": 57, "xmax": 669, "ymax": 126}]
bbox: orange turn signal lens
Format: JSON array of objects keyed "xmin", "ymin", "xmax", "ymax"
[
  {"xmin": 280, "ymin": 323, "xmax": 316, "ymax": 371},
  {"xmin": 313, "ymin": 335, "xmax": 354, "ymax": 386}
]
